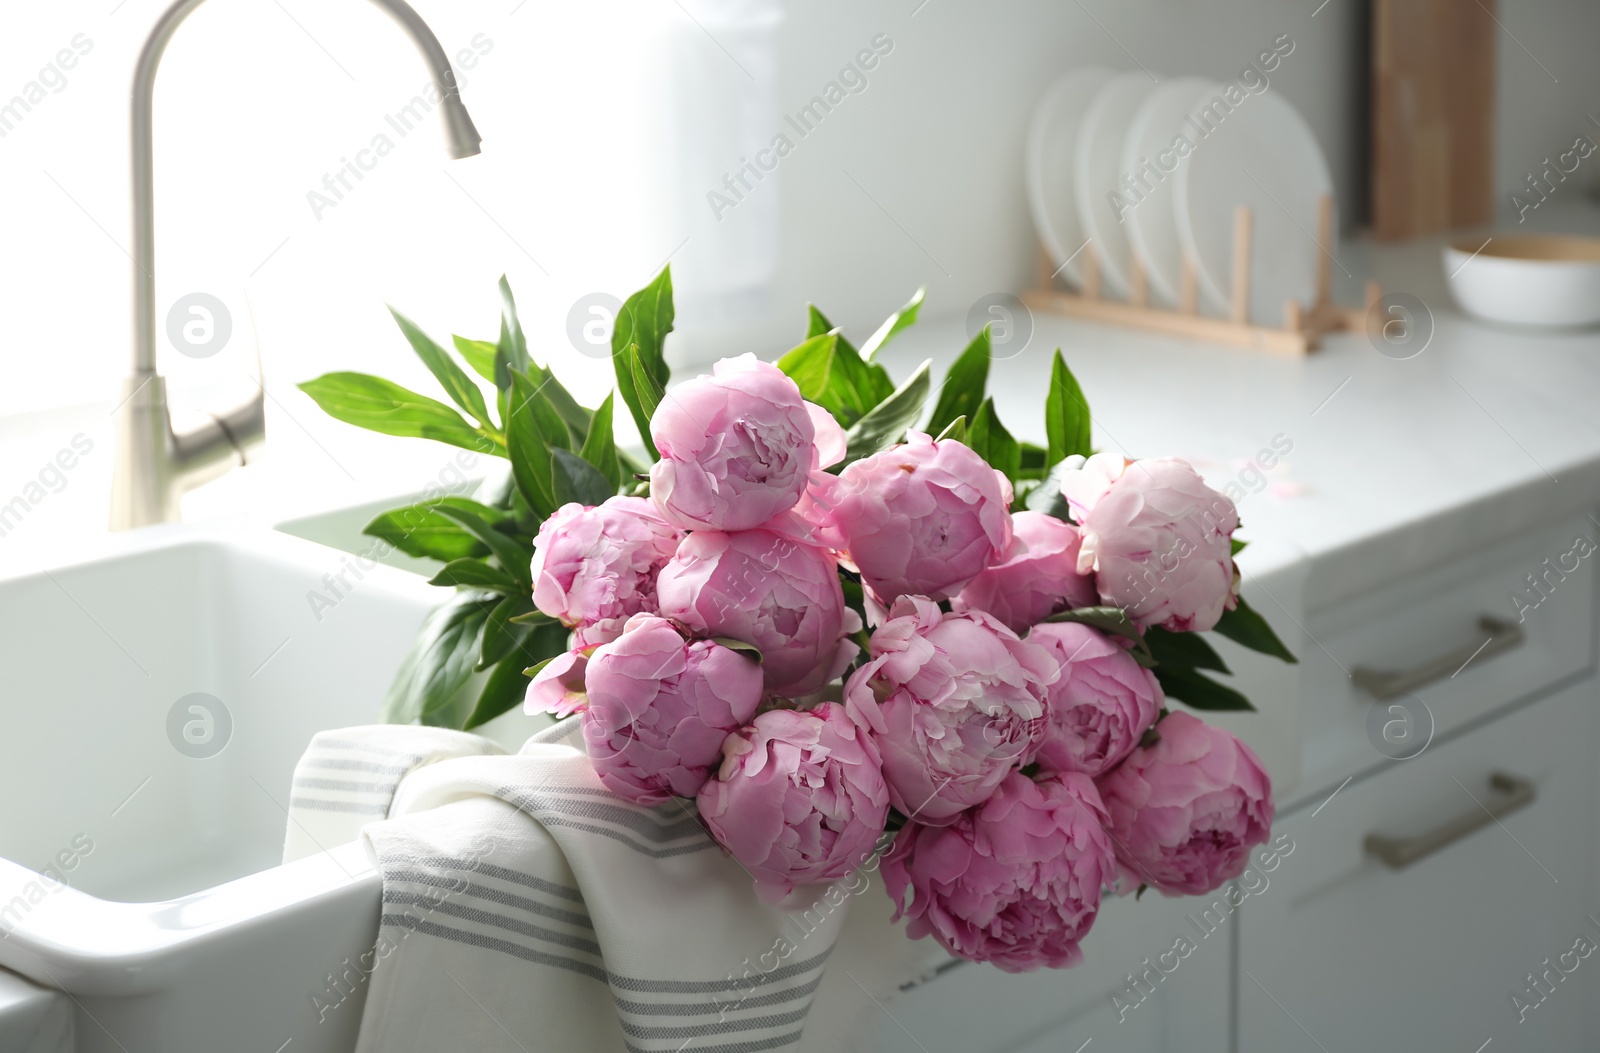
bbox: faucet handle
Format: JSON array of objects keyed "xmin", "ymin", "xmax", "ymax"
[
  {"xmin": 179, "ymin": 388, "xmax": 266, "ymax": 468},
  {"xmin": 170, "ymin": 386, "xmax": 265, "ymax": 482}
]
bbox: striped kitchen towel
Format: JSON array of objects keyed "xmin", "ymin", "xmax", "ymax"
[
  {"xmin": 282, "ymin": 727, "xmax": 506, "ymax": 863},
  {"xmin": 282, "ymin": 719, "xmax": 929, "ymax": 1052}
]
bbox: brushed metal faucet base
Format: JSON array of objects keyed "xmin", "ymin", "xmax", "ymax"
[{"xmin": 110, "ymin": 375, "xmax": 266, "ymax": 528}]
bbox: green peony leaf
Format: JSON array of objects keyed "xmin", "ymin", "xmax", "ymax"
[
  {"xmin": 389, "ymin": 307, "xmax": 494, "ymax": 430},
  {"xmin": 466, "ymin": 621, "xmax": 570, "ymax": 730},
  {"xmin": 778, "ymin": 330, "xmax": 893, "ymax": 428},
  {"xmin": 612, "ymin": 267, "xmax": 674, "ymax": 458},
  {"xmin": 432, "ymin": 503, "xmax": 533, "ymax": 586},
  {"xmin": 806, "ymin": 304, "xmax": 837, "ymax": 340},
  {"xmin": 479, "ymin": 594, "xmax": 536, "ymax": 671},
  {"xmin": 452, "ymin": 335, "xmax": 500, "ymax": 385},
  {"xmin": 381, "ymin": 592, "xmax": 497, "ymax": 723},
  {"xmin": 1156, "ymin": 666, "xmax": 1255, "ymax": 711},
  {"xmin": 552, "ymin": 448, "xmax": 616, "ymax": 507},
  {"xmin": 1144, "ymin": 626, "xmax": 1231, "ymax": 674},
  {"xmin": 860, "ymin": 287, "xmax": 926, "ymax": 361},
  {"xmin": 1041, "ymin": 606, "xmax": 1153, "ymax": 666},
  {"xmin": 428, "ymin": 558, "xmax": 520, "ymax": 593},
  {"xmin": 777, "ymin": 332, "xmax": 838, "ymax": 401},
  {"xmin": 967, "ymin": 398, "xmax": 1021, "ymax": 483},
  {"xmin": 506, "ymin": 371, "xmax": 558, "ymax": 516},
  {"xmin": 298, "ymin": 373, "xmax": 496, "ymax": 455},
  {"xmin": 1045, "ymin": 349, "xmax": 1093, "ymax": 465},
  {"xmin": 1018, "ymin": 442, "xmax": 1049, "ymax": 481},
  {"xmin": 842, "ymin": 359, "xmax": 932, "ymax": 465},
  {"xmin": 628, "ymin": 344, "xmax": 666, "ymax": 425},
  {"xmin": 1212, "ymin": 597, "xmax": 1297, "ymax": 664},
  {"xmin": 934, "ymin": 415, "xmax": 967, "ymax": 443},
  {"xmin": 494, "ymin": 276, "xmax": 532, "ymax": 391},
  {"xmin": 927, "ymin": 327, "xmax": 990, "ymax": 437},
  {"xmin": 363, "ymin": 496, "xmax": 506, "ymax": 563},
  {"xmin": 578, "ymin": 392, "xmax": 625, "ymax": 491},
  {"xmin": 1022, "ymin": 457, "xmax": 1079, "ymax": 519}
]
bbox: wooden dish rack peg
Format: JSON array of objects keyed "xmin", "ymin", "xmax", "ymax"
[{"xmin": 1021, "ymin": 194, "xmax": 1381, "ymax": 355}]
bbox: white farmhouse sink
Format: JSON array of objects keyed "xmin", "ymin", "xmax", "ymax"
[
  {"xmin": 0, "ymin": 518, "xmax": 1306, "ymax": 1053},
  {"xmin": 0, "ymin": 528, "xmax": 447, "ymax": 1053}
]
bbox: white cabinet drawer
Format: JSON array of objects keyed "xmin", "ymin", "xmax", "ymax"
[
  {"xmin": 1295, "ymin": 512, "xmax": 1597, "ymax": 802},
  {"xmin": 1239, "ymin": 677, "xmax": 1599, "ymax": 1052}
]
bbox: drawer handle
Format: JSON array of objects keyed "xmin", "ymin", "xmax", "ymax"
[
  {"xmin": 1351, "ymin": 616, "xmax": 1525, "ymax": 700},
  {"xmin": 1364, "ymin": 771, "xmax": 1536, "ymax": 870}
]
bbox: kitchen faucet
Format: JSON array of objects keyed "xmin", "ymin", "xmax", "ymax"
[{"xmin": 110, "ymin": 0, "xmax": 482, "ymax": 530}]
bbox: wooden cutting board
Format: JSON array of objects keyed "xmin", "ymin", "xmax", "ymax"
[{"xmin": 1371, "ymin": 0, "xmax": 1498, "ymax": 240}]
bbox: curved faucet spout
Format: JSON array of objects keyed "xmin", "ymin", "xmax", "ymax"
[
  {"xmin": 112, "ymin": 0, "xmax": 481, "ymax": 530},
  {"xmin": 129, "ymin": 0, "xmax": 481, "ymax": 375}
]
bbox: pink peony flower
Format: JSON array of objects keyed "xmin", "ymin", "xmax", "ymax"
[
  {"xmin": 953, "ymin": 510, "xmax": 1097, "ymax": 633},
  {"xmin": 697, "ymin": 703, "xmax": 890, "ymax": 904},
  {"xmin": 530, "ymin": 497, "xmax": 683, "ymax": 647},
  {"xmin": 843, "ymin": 596, "xmax": 1058, "ymax": 825},
  {"xmin": 883, "ymin": 771, "xmax": 1116, "ymax": 972},
  {"xmin": 523, "ymin": 650, "xmax": 590, "ymax": 718},
  {"xmin": 1060, "ymin": 453, "xmax": 1239, "ymax": 632},
  {"xmin": 579, "ymin": 615, "xmax": 763, "ymax": 806},
  {"xmin": 656, "ymin": 528, "xmax": 855, "ymax": 697},
  {"xmin": 1027, "ymin": 622, "xmax": 1162, "ymax": 778},
  {"xmin": 827, "ymin": 432, "xmax": 1013, "ymax": 603},
  {"xmin": 649, "ymin": 354, "xmax": 846, "ymax": 532},
  {"xmin": 1096, "ymin": 711, "xmax": 1273, "ymax": 896}
]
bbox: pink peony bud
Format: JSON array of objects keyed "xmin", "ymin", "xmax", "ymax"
[
  {"xmin": 656, "ymin": 528, "xmax": 855, "ymax": 697},
  {"xmin": 1027, "ymin": 622, "xmax": 1162, "ymax": 778},
  {"xmin": 697, "ymin": 703, "xmax": 890, "ymax": 905},
  {"xmin": 648, "ymin": 354, "xmax": 846, "ymax": 532},
  {"xmin": 843, "ymin": 596, "xmax": 1057, "ymax": 825},
  {"xmin": 883, "ymin": 770, "xmax": 1117, "ymax": 972},
  {"xmin": 530, "ymin": 497, "xmax": 683, "ymax": 648},
  {"xmin": 523, "ymin": 650, "xmax": 590, "ymax": 718},
  {"xmin": 1060, "ymin": 453, "xmax": 1239, "ymax": 632},
  {"xmin": 953, "ymin": 510, "xmax": 1097, "ymax": 633},
  {"xmin": 1096, "ymin": 711, "xmax": 1273, "ymax": 896},
  {"xmin": 579, "ymin": 615, "xmax": 763, "ymax": 806},
  {"xmin": 828, "ymin": 432, "xmax": 1013, "ymax": 603}
]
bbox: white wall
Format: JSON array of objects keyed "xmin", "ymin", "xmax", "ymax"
[
  {"xmin": 671, "ymin": 0, "xmax": 1367, "ymax": 363},
  {"xmin": 1491, "ymin": 0, "xmax": 1600, "ymax": 217},
  {"xmin": 1, "ymin": 0, "xmax": 1595, "ymax": 524}
]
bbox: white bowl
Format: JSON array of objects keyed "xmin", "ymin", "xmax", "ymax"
[{"xmin": 1444, "ymin": 234, "xmax": 1600, "ymax": 328}]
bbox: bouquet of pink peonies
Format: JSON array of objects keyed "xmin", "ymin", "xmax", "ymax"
[{"xmin": 304, "ymin": 267, "xmax": 1294, "ymax": 974}]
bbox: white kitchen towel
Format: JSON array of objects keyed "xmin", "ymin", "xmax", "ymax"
[
  {"xmin": 282, "ymin": 719, "xmax": 928, "ymax": 1053},
  {"xmin": 282, "ymin": 726, "xmax": 506, "ymax": 864}
]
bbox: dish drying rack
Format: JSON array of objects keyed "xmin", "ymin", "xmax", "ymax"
[{"xmin": 1021, "ymin": 195, "xmax": 1381, "ymax": 355}]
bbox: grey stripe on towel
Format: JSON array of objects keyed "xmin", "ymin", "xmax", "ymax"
[
  {"xmin": 384, "ymin": 870, "xmax": 594, "ymax": 929},
  {"xmin": 301, "ymin": 757, "xmax": 412, "ymax": 776},
  {"xmin": 538, "ymin": 816, "xmax": 717, "ymax": 859},
  {"xmin": 380, "ymin": 915, "xmax": 608, "ymax": 983},
  {"xmin": 624, "ymin": 1031, "xmax": 803, "ymax": 1053},
  {"xmin": 311, "ymin": 736, "xmax": 426, "ymax": 760},
  {"xmin": 381, "ymin": 853, "xmax": 588, "ymax": 904},
  {"xmin": 619, "ymin": 1006, "xmax": 810, "ymax": 1041},
  {"xmin": 383, "ymin": 892, "xmax": 603, "ymax": 957},
  {"xmin": 289, "ymin": 796, "xmax": 389, "ymax": 815},
  {"xmin": 293, "ymin": 776, "xmax": 400, "ymax": 794},
  {"xmin": 498, "ymin": 789, "xmax": 710, "ymax": 843}
]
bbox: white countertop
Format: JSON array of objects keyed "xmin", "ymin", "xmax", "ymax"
[
  {"xmin": 880, "ymin": 215, "xmax": 1600, "ymax": 611},
  {"xmin": 7, "ymin": 204, "xmax": 1600, "ymax": 609}
]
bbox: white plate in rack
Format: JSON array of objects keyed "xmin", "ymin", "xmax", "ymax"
[
  {"xmin": 1025, "ymin": 67, "xmax": 1116, "ymax": 288},
  {"xmin": 1121, "ymin": 76, "xmax": 1218, "ymax": 308},
  {"xmin": 1073, "ymin": 70, "xmax": 1162, "ymax": 300},
  {"xmin": 1174, "ymin": 90, "xmax": 1334, "ymax": 325}
]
